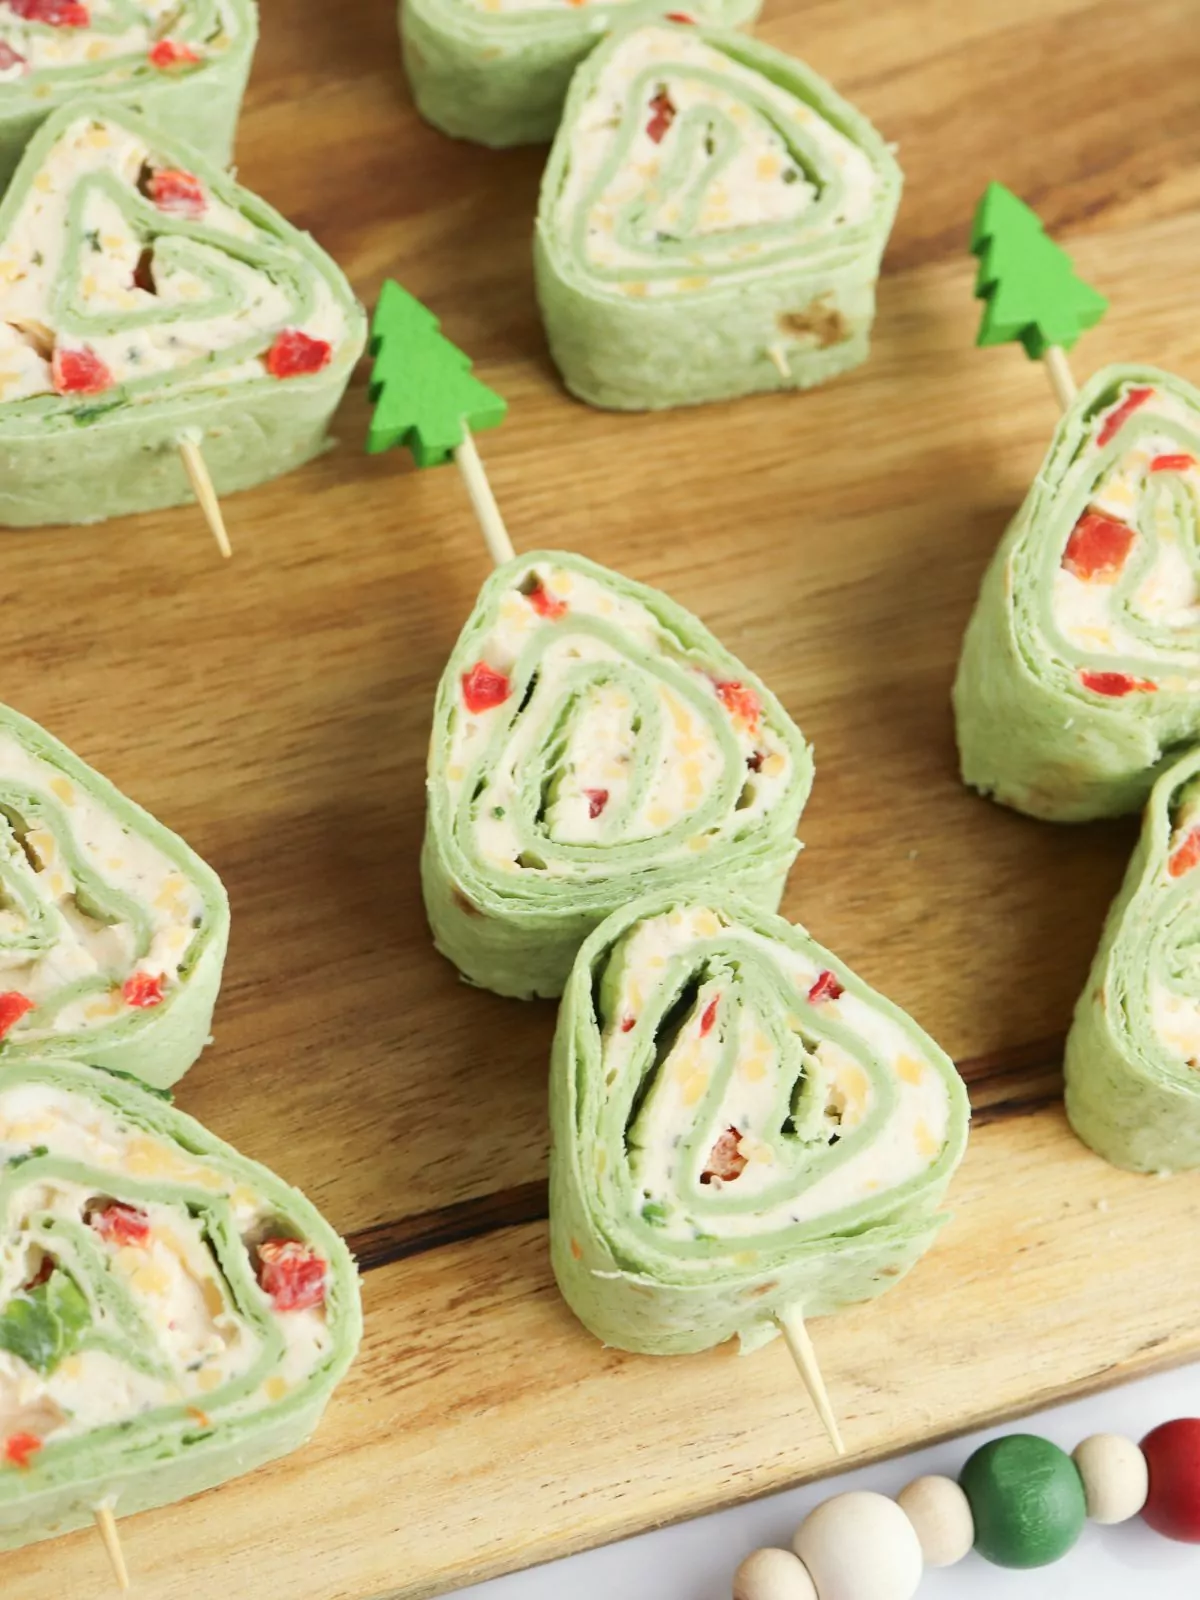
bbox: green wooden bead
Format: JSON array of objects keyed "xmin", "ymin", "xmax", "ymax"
[{"xmin": 959, "ymin": 1435, "xmax": 1087, "ymax": 1568}]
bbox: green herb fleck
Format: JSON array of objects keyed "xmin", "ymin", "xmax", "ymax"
[
  {"xmin": 6, "ymin": 1145, "xmax": 48, "ymax": 1169},
  {"xmin": 782, "ymin": 168, "xmax": 799, "ymax": 185},
  {"xmin": 84, "ymin": 228, "xmax": 103, "ymax": 253},
  {"xmin": 72, "ymin": 400, "xmax": 125, "ymax": 426},
  {"xmin": 641, "ymin": 1201, "xmax": 670, "ymax": 1226},
  {"xmin": 0, "ymin": 1270, "xmax": 90, "ymax": 1376},
  {"xmin": 491, "ymin": 805, "xmax": 505, "ymax": 819},
  {"xmin": 99, "ymin": 1067, "xmax": 173, "ymax": 1102}
]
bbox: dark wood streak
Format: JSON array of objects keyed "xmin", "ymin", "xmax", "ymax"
[{"xmin": 349, "ymin": 1041, "xmax": 1067, "ymax": 1275}]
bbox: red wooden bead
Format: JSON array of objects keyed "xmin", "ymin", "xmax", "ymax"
[{"xmin": 1141, "ymin": 1420, "xmax": 1200, "ymax": 1542}]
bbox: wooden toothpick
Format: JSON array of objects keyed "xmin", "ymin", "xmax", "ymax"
[
  {"xmin": 452, "ymin": 430, "xmax": 514, "ymax": 567},
  {"xmin": 94, "ymin": 1503, "xmax": 131, "ymax": 1591},
  {"xmin": 1041, "ymin": 344, "xmax": 1077, "ymax": 412},
  {"xmin": 178, "ymin": 438, "xmax": 232, "ymax": 560},
  {"xmin": 777, "ymin": 1306, "xmax": 845, "ymax": 1456}
]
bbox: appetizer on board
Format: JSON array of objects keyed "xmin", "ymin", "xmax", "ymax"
[
  {"xmin": 400, "ymin": 0, "xmax": 759, "ymax": 150},
  {"xmin": 534, "ymin": 21, "xmax": 902, "ymax": 411},
  {"xmin": 954, "ymin": 366, "xmax": 1200, "ymax": 822},
  {"xmin": 423, "ymin": 551, "xmax": 813, "ymax": 1000},
  {"xmin": 0, "ymin": 0, "xmax": 259, "ymax": 189},
  {"xmin": 0, "ymin": 704, "xmax": 227, "ymax": 1090},
  {"xmin": 549, "ymin": 896, "xmax": 969, "ymax": 1356},
  {"xmin": 0, "ymin": 100, "xmax": 366, "ymax": 527},
  {"xmin": 0, "ymin": 1059, "xmax": 360, "ymax": 1553},
  {"xmin": 1066, "ymin": 748, "xmax": 1200, "ymax": 1173}
]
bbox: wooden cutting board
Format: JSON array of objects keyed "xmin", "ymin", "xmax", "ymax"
[{"xmin": 6, "ymin": 0, "xmax": 1200, "ymax": 1595}]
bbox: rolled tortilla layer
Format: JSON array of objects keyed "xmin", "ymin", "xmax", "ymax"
[
  {"xmin": 0, "ymin": 703, "xmax": 228, "ymax": 1090},
  {"xmin": 423, "ymin": 550, "xmax": 813, "ymax": 1000},
  {"xmin": 0, "ymin": 1058, "xmax": 360, "ymax": 1551},
  {"xmin": 0, "ymin": 1, "xmax": 258, "ymax": 191},
  {"xmin": 954, "ymin": 364, "xmax": 1200, "ymax": 821},
  {"xmin": 0, "ymin": 99, "xmax": 366, "ymax": 527},
  {"xmin": 549, "ymin": 896, "xmax": 969, "ymax": 1355},
  {"xmin": 534, "ymin": 21, "xmax": 902, "ymax": 411},
  {"xmin": 1065, "ymin": 748, "xmax": 1200, "ymax": 1172},
  {"xmin": 400, "ymin": 0, "xmax": 760, "ymax": 150}
]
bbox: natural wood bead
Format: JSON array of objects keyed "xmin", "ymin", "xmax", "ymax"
[
  {"xmin": 733, "ymin": 1547, "xmax": 817, "ymax": 1600},
  {"xmin": 1073, "ymin": 1434, "xmax": 1148, "ymax": 1524},
  {"xmin": 896, "ymin": 1475, "xmax": 974, "ymax": 1566},
  {"xmin": 793, "ymin": 1491, "xmax": 923, "ymax": 1600}
]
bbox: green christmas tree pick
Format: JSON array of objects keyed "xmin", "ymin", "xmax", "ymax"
[
  {"xmin": 366, "ymin": 280, "xmax": 507, "ymax": 467},
  {"xmin": 970, "ymin": 183, "xmax": 1107, "ymax": 362}
]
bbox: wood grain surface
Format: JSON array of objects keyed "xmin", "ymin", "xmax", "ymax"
[{"xmin": 5, "ymin": 0, "xmax": 1200, "ymax": 1596}]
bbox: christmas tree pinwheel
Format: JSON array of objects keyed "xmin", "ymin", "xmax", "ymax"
[
  {"xmin": 0, "ymin": 1059, "xmax": 360, "ymax": 1571},
  {"xmin": 0, "ymin": 99, "xmax": 366, "ymax": 554},
  {"xmin": 0, "ymin": 703, "xmax": 228, "ymax": 1090},
  {"xmin": 1065, "ymin": 747, "xmax": 1200, "ymax": 1173},
  {"xmin": 0, "ymin": 1, "xmax": 259, "ymax": 190},
  {"xmin": 534, "ymin": 21, "xmax": 903, "ymax": 412},
  {"xmin": 953, "ymin": 188, "xmax": 1200, "ymax": 821},
  {"xmin": 551, "ymin": 896, "xmax": 969, "ymax": 1446}
]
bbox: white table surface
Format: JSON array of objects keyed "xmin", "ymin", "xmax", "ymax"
[{"xmin": 448, "ymin": 1363, "xmax": 1200, "ymax": 1599}]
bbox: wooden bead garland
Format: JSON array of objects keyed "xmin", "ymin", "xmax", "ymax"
[
  {"xmin": 793, "ymin": 1492, "xmax": 923, "ymax": 1600},
  {"xmin": 1072, "ymin": 1433, "xmax": 1148, "ymax": 1524},
  {"xmin": 730, "ymin": 1417, "xmax": 1200, "ymax": 1596},
  {"xmin": 733, "ymin": 1546, "xmax": 818, "ymax": 1600},
  {"xmin": 896, "ymin": 1475, "xmax": 974, "ymax": 1567}
]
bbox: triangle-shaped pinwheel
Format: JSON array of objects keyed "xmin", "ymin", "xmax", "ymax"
[{"xmin": 0, "ymin": 99, "xmax": 365, "ymax": 526}]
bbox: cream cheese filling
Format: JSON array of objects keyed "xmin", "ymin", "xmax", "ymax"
[
  {"xmin": 551, "ymin": 27, "xmax": 878, "ymax": 297},
  {"xmin": 0, "ymin": 731, "xmax": 204, "ymax": 1039},
  {"xmin": 0, "ymin": 116, "xmax": 347, "ymax": 403},
  {"xmin": 445, "ymin": 561, "xmax": 794, "ymax": 873},
  {"xmin": 605, "ymin": 906, "xmax": 951, "ymax": 1240},
  {"xmin": 0, "ymin": 0, "xmax": 240, "ymax": 77},
  {"xmin": 0, "ymin": 1083, "xmax": 331, "ymax": 1445}
]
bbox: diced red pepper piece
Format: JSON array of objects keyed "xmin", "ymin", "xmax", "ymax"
[
  {"xmin": 461, "ymin": 661, "xmax": 511, "ymax": 714},
  {"xmin": 746, "ymin": 751, "xmax": 764, "ymax": 772},
  {"xmin": 91, "ymin": 1203, "xmax": 152, "ymax": 1248},
  {"xmin": 699, "ymin": 997, "xmax": 719, "ymax": 1036},
  {"xmin": 265, "ymin": 329, "xmax": 333, "ymax": 380},
  {"xmin": 1061, "ymin": 511, "xmax": 1135, "ymax": 581},
  {"xmin": 808, "ymin": 969, "xmax": 845, "ymax": 1004},
  {"xmin": 526, "ymin": 579, "xmax": 567, "ymax": 621},
  {"xmin": 714, "ymin": 679, "xmax": 762, "ymax": 729},
  {"xmin": 7, "ymin": 0, "xmax": 88, "ymax": 23},
  {"xmin": 701, "ymin": 1127, "xmax": 746, "ymax": 1184},
  {"xmin": 646, "ymin": 89, "xmax": 676, "ymax": 145},
  {"xmin": 1169, "ymin": 827, "xmax": 1200, "ymax": 878},
  {"xmin": 1096, "ymin": 385, "xmax": 1154, "ymax": 448},
  {"xmin": 3, "ymin": 1433, "xmax": 42, "ymax": 1470},
  {"xmin": 0, "ymin": 992, "xmax": 33, "ymax": 1039},
  {"xmin": 1079, "ymin": 670, "xmax": 1157, "ymax": 697},
  {"xmin": 256, "ymin": 1238, "xmax": 327, "ymax": 1312},
  {"xmin": 1150, "ymin": 454, "xmax": 1196, "ymax": 474},
  {"xmin": 619, "ymin": 1015, "xmax": 636, "ymax": 1033},
  {"xmin": 147, "ymin": 168, "xmax": 205, "ymax": 219},
  {"xmin": 122, "ymin": 971, "xmax": 166, "ymax": 1009},
  {"xmin": 51, "ymin": 346, "xmax": 113, "ymax": 396},
  {"xmin": 0, "ymin": 42, "xmax": 27, "ymax": 70},
  {"xmin": 584, "ymin": 788, "xmax": 609, "ymax": 819},
  {"xmin": 665, "ymin": 10, "xmax": 695, "ymax": 19},
  {"xmin": 148, "ymin": 38, "xmax": 200, "ymax": 70}
]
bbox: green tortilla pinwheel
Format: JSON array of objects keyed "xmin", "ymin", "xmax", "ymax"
[
  {"xmin": 534, "ymin": 20, "xmax": 902, "ymax": 411},
  {"xmin": 400, "ymin": 0, "xmax": 759, "ymax": 149},
  {"xmin": 0, "ymin": 1, "xmax": 259, "ymax": 191},
  {"xmin": 954, "ymin": 364, "xmax": 1200, "ymax": 822},
  {"xmin": 549, "ymin": 896, "xmax": 969, "ymax": 1357},
  {"xmin": 0, "ymin": 99, "xmax": 366, "ymax": 528},
  {"xmin": 0, "ymin": 703, "xmax": 228, "ymax": 1090},
  {"xmin": 0, "ymin": 1058, "xmax": 360, "ymax": 1552},
  {"xmin": 1066, "ymin": 748, "xmax": 1200, "ymax": 1173},
  {"xmin": 423, "ymin": 550, "xmax": 813, "ymax": 1000}
]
